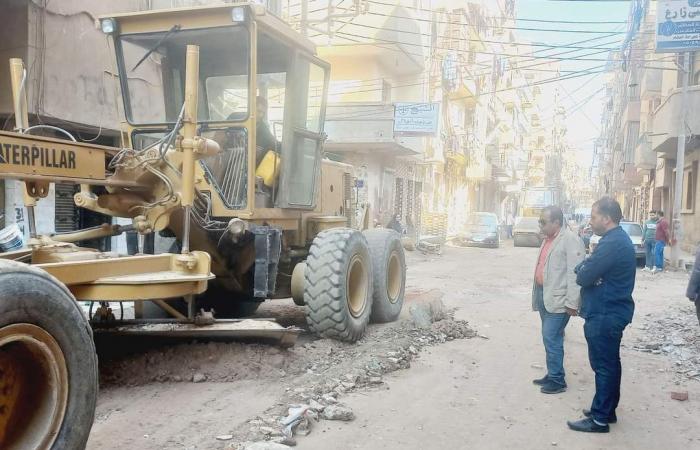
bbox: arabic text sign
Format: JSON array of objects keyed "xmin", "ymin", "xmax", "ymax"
[
  {"xmin": 656, "ymin": 0, "xmax": 700, "ymax": 52},
  {"xmin": 393, "ymin": 102, "xmax": 440, "ymax": 135}
]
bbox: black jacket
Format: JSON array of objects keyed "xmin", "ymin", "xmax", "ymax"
[{"xmin": 576, "ymin": 226, "xmax": 636, "ymax": 325}]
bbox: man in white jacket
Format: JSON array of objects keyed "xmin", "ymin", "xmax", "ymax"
[{"xmin": 532, "ymin": 206, "xmax": 585, "ymax": 394}]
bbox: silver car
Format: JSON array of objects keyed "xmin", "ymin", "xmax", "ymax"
[{"xmin": 589, "ymin": 221, "xmax": 645, "ymax": 262}]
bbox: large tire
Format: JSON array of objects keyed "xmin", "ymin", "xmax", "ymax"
[
  {"xmin": 363, "ymin": 229, "xmax": 406, "ymax": 323},
  {"xmin": 304, "ymin": 228, "xmax": 373, "ymax": 342},
  {"xmin": 0, "ymin": 260, "xmax": 98, "ymax": 450}
]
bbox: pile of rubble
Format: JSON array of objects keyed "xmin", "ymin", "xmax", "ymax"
[
  {"xmin": 229, "ymin": 299, "xmax": 476, "ymax": 448},
  {"xmin": 631, "ymin": 304, "xmax": 700, "ymax": 383}
]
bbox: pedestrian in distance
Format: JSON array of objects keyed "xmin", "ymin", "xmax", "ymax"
[
  {"xmin": 652, "ymin": 210, "xmax": 670, "ymax": 273},
  {"xmin": 686, "ymin": 245, "xmax": 700, "ymax": 326},
  {"xmin": 641, "ymin": 210, "xmax": 658, "ymax": 272},
  {"xmin": 531, "ymin": 206, "xmax": 585, "ymax": 394},
  {"xmin": 567, "ymin": 197, "xmax": 636, "ymax": 433},
  {"xmin": 506, "ymin": 212, "xmax": 515, "ymax": 239}
]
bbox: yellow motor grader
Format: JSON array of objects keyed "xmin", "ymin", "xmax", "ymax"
[{"xmin": 0, "ymin": 3, "xmax": 406, "ymax": 449}]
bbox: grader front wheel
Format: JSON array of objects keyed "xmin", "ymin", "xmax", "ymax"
[
  {"xmin": 0, "ymin": 260, "xmax": 98, "ymax": 450},
  {"xmin": 304, "ymin": 228, "xmax": 373, "ymax": 342}
]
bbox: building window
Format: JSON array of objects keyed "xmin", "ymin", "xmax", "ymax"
[{"xmin": 681, "ymin": 162, "xmax": 697, "ymax": 214}]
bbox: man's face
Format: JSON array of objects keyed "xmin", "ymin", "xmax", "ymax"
[
  {"xmin": 589, "ymin": 206, "xmax": 609, "ymax": 236},
  {"xmin": 539, "ymin": 211, "xmax": 559, "ymax": 238},
  {"xmin": 649, "ymin": 211, "xmax": 657, "ymax": 220}
]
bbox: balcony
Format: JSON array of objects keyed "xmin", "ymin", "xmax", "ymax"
[
  {"xmin": 640, "ymin": 68, "xmax": 662, "ymax": 100},
  {"xmin": 465, "ymin": 161, "xmax": 492, "ymax": 180},
  {"xmin": 324, "ymin": 103, "xmax": 420, "ymax": 157},
  {"xmin": 651, "ymin": 85, "xmax": 700, "ymax": 157},
  {"xmin": 446, "ymin": 66, "xmax": 478, "ymax": 107},
  {"xmin": 622, "ymin": 100, "xmax": 641, "ymax": 124},
  {"xmin": 634, "ymin": 133, "xmax": 656, "ymax": 170}
]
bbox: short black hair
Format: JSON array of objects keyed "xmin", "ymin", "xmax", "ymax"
[
  {"xmin": 543, "ymin": 205, "xmax": 564, "ymax": 226},
  {"xmin": 592, "ymin": 196, "xmax": 622, "ymax": 224},
  {"xmin": 649, "ymin": 209, "xmax": 656, "ymax": 215},
  {"xmin": 657, "ymin": 210, "xmax": 664, "ymax": 217}
]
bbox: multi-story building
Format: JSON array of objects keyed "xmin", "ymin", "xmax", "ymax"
[{"xmin": 597, "ymin": 0, "xmax": 699, "ymax": 256}]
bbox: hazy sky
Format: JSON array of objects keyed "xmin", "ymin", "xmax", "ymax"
[{"xmin": 515, "ymin": 0, "xmax": 631, "ymax": 167}]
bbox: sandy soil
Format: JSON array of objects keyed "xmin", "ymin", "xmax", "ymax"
[{"xmin": 87, "ymin": 242, "xmax": 700, "ymax": 450}]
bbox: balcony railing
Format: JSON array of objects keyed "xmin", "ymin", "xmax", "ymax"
[{"xmin": 634, "ymin": 132, "xmax": 655, "ymax": 170}]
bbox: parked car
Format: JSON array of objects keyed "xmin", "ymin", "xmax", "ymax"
[
  {"xmin": 513, "ymin": 216, "xmax": 543, "ymax": 247},
  {"xmin": 589, "ymin": 221, "xmax": 645, "ymax": 263},
  {"xmin": 456, "ymin": 212, "xmax": 500, "ymax": 248}
]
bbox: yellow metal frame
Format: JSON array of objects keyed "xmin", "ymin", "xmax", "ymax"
[
  {"xmin": 108, "ymin": 3, "xmax": 328, "ymax": 237},
  {"xmin": 0, "ymin": 51, "xmax": 214, "ymax": 305}
]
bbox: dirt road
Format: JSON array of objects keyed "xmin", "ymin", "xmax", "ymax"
[{"xmin": 87, "ymin": 242, "xmax": 700, "ymax": 450}]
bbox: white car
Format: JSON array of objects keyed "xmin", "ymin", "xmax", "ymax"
[{"xmin": 589, "ymin": 221, "xmax": 645, "ymax": 262}]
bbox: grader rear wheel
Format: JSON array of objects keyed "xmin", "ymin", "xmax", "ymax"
[
  {"xmin": 363, "ymin": 229, "xmax": 406, "ymax": 323},
  {"xmin": 0, "ymin": 260, "xmax": 98, "ymax": 450},
  {"xmin": 304, "ymin": 228, "xmax": 373, "ymax": 342}
]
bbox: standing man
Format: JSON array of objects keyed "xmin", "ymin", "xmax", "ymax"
[
  {"xmin": 653, "ymin": 210, "xmax": 670, "ymax": 273},
  {"xmin": 506, "ymin": 212, "xmax": 515, "ymax": 239},
  {"xmin": 641, "ymin": 210, "xmax": 658, "ymax": 272},
  {"xmin": 686, "ymin": 245, "xmax": 700, "ymax": 326},
  {"xmin": 567, "ymin": 197, "xmax": 636, "ymax": 433},
  {"xmin": 532, "ymin": 206, "xmax": 585, "ymax": 394}
]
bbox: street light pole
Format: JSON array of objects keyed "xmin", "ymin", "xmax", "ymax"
[{"xmin": 671, "ymin": 51, "xmax": 690, "ymax": 267}]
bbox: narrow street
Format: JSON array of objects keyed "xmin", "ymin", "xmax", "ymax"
[{"xmin": 88, "ymin": 242, "xmax": 700, "ymax": 450}]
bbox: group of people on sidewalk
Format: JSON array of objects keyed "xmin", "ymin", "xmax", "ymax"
[
  {"xmin": 641, "ymin": 209, "xmax": 671, "ymax": 273},
  {"xmin": 531, "ymin": 197, "xmax": 636, "ymax": 434}
]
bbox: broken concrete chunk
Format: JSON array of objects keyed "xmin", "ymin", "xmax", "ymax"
[
  {"xmin": 320, "ymin": 404, "xmax": 355, "ymax": 421},
  {"xmin": 192, "ymin": 373, "xmax": 206, "ymax": 383},
  {"xmin": 244, "ymin": 442, "xmax": 292, "ymax": 450}
]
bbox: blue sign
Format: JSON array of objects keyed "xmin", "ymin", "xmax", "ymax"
[
  {"xmin": 656, "ymin": 0, "xmax": 700, "ymax": 52},
  {"xmin": 393, "ymin": 102, "xmax": 440, "ymax": 135}
]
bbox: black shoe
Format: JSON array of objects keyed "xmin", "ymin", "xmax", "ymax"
[
  {"xmin": 583, "ymin": 409, "xmax": 617, "ymax": 424},
  {"xmin": 540, "ymin": 380, "xmax": 567, "ymax": 394},
  {"xmin": 532, "ymin": 375, "xmax": 549, "ymax": 386},
  {"xmin": 567, "ymin": 417, "xmax": 609, "ymax": 433}
]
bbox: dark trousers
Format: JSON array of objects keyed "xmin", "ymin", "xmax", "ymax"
[{"xmin": 584, "ymin": 317, "xmax": 626, "ymax": 424}]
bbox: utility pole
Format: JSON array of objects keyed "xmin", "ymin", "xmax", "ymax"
[{"xmin": 670, "ymin": 51, "xmax": 690, "ymax": 267}]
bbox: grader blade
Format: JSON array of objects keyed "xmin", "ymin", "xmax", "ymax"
[{"xmin": 92, "ymin": 319, "xmax": 301, "ymax": 347}]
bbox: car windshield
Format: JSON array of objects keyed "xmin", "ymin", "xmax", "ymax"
[
  {"xmin": 621, "ymin": 223, "xmax": 643, "ymax": 237},
  {"xmin": 117, "ymin": 25, "xmax": 250, "ymax": 125},
  {"xmin": 466, "ymin": 214, "xmax": 497, "ymax": 226},
  {"xmin": 515, "ymin": 217, "xmax": 539, "ymax": 227}
]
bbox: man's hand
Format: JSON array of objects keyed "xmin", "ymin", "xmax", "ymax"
[{"xmin": 565, "ymin": 307, "xmax": 578, "ymax": 317}]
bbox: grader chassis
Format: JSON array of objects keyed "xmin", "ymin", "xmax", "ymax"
[{"xmin": 0, "ymin": 4, "xmax": 406, "ymax": 449}]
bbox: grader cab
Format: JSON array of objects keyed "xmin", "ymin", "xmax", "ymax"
[{"xmin": 0, "ymin": 3, "xmax": 406, "ymax": 449}]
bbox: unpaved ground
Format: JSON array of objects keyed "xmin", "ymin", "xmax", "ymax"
[{"xmin": 88, "ymin": 242, "xmax": 700, "ymax": 450}]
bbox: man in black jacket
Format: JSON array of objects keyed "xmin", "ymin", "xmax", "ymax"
[
  {"xmin": 567, "ymin": 197, "xmax": 636, "ymax": 433},
  {"xmin": 687, "ymin": 246, "xmax": 700, "ymax": 326}
]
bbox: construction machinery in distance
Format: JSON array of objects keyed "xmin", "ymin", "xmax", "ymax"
[{"xmin": 0, "ymin": 4, "xmax": 406, "ymax": 449}]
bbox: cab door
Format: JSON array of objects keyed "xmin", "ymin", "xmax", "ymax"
[{"xmin": 276, "ymin": 53, "xmax": 329, "ymax": 209}]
